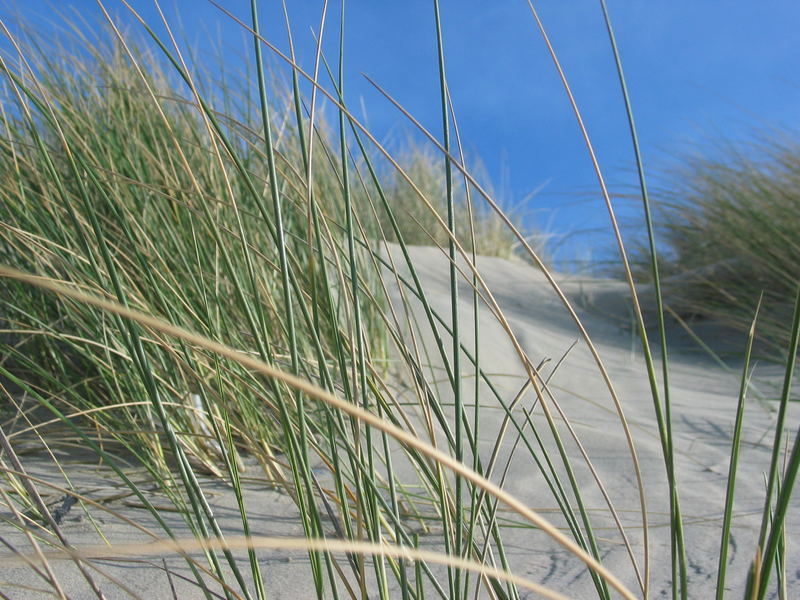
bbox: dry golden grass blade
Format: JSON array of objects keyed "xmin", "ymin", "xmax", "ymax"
[{"xmin": 2, "ymin": 534, "xmax": 575, "ymax": 600}]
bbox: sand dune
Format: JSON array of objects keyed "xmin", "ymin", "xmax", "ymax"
[{"xmin": 2, "ymin": 244, "xmax": 797, "ymax": 599}]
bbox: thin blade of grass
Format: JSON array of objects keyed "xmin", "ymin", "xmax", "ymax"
[{"xmin": 714, "ymin": 296, "xmax": 761, "ymax": 598}]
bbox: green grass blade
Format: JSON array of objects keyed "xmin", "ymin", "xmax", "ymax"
[
  {"xmin": 750, "ymin": 286, "xmax": 800, "ymax": 599},
  {"xmin": 714, "ymin": 298, "xmax": 760, "ymax": 599}
]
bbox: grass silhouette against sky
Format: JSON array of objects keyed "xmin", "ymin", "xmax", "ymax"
[{"xmin": 3, "ymin": 0, "xmax": 799, "ymax": 265}]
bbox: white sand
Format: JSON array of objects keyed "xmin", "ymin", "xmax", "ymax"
[{"xmin": 2, "ymin": 244, "xmax": 797, "ymax": 599}]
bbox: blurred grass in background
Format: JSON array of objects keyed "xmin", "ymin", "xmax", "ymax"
[{"xmin": 626, "ymin": 136, "xmax": 800, "ymax": 356}]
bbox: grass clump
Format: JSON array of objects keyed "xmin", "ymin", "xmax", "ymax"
[
  {"xmin": 0, "ymin": 30, "xmax": 347, "ymax": 475},
  {"xmin": 0, "ymin": 18, "xmax": 520, "ymax": 467},
  {"xmin": 629, "ymin": 136, "xmax": 800, "ymax": 355}
]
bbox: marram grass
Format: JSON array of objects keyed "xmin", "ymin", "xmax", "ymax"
[
  {"xmin": 627, "ymin": 135, "xmax": 800, "ymax": 358},
  {"xmin": 0, "ymin": 2, "xmax": 797, "ymax": 600}
]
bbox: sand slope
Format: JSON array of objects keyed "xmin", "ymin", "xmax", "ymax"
[
  {"xmin": 1, "ymin": 244, "xmax": 797, "ymax": 599},
  {"xmin": 390, "ymin": 246, "xmax": 798, "ymax": 599}
]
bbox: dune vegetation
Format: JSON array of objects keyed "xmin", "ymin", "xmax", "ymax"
[
  {"xmin": 0, "ymin": 2, "xmax": 797, "ymax": 600},
  {"xmin": 627, "ymin": 136, "xmax": 800, "ymax": 358}
]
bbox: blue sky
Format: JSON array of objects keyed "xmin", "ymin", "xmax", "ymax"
[{"xmin": 4, "ymin": 1, "xmax": 799, "ymax": 267}]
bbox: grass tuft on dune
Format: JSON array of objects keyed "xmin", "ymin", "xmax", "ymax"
[{"xmin": 628, "ymin": 136, "xmax": 800, "ymax": 356}]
